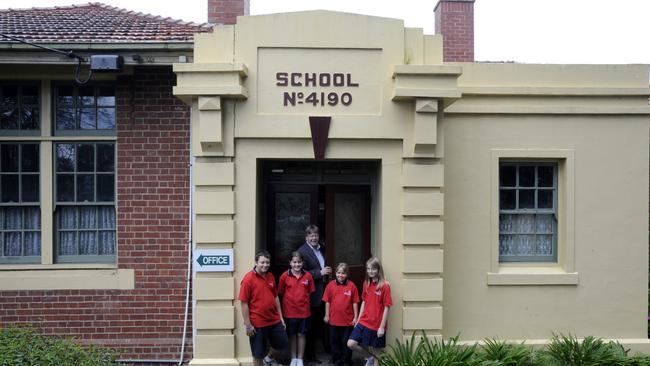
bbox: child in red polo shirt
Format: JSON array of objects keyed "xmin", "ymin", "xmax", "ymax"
[
  {"xmin": 323, "ymin": 263, "xmax": 359, "ymax": 366},
  {"xmin": 347, "ymin": 257, "xmax": 392, "ymax": 366},
  {"xmin": 278, "ymin": 251, "xmax": 315, "ymax": 366},
  {"xmin": 239, "ymin": 250, "xmax": 288, "ymax": 366}
]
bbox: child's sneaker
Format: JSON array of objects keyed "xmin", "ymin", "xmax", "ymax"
[
  {"xmin": 263, "ymin": 356, "xmax": 277, "ymax": 366},
  {"xmin": 296, "ymin": 359, "xmax": 304, "ymax": 366},
  {"xmin": 289, "ymin": 359, "xmax": 297, "ymax": 366},
  {"xmin": 364, "ymin": 357, "xmax": 375, "ymax": 366}
]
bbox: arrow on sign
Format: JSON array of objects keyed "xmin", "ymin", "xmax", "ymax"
[{"xmin": 196, "ymin": 254, "xmax": 230, "ymax": 267}]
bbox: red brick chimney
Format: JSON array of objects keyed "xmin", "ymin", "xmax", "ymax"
[
  {"xmin": 208, "ymin": 0, "xmax": 249, "ymax": 25},
  {"xmin": 434, "ymin": 0, "xmax": 475, "ymax": 62}
]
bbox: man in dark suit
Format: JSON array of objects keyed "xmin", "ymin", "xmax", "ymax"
[{"xmin": 297, "ymin": 225, "xmax": 331, "ymax": 362}]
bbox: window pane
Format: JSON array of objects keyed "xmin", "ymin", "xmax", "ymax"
[
  {"xmin": 79, "ymin": 108, "xmax": 97, "ymax": 130},
  {"xmin": 97, "ymin": 175, "xmax": 115, "ymax": 202},
  {"xmin": 24, "ymin": 207, "xmax": 40, "ymax": 230},
  {"xmin": 538, "ymin": 166, "xmax": 554, "ymax": 187},
  {"xmin": 96, "ymin": 144, "xmax": 115, "ymax": 172},
  {"xmin": 97, "ymin": 87, "xmax": 115, "ymax": 106},
  {"xmin": 97, "ymin": 108, "xmax": 115, "ymax": 130},
  {"xmin": 77, "ymin": 144, "xmax": 95, "ymax": 172},
  {"xmin": 519, "ymin": 189, "xmax": 535, "ymax": 209},
  {"xmin": 56, "ymin": 107, "xmax": 76, "ymax": 130},
  {"xmin": 516, "ymin": 214, "xmax": 535, "ymax": 234},
  {"xmin": 519, "ymin": 166, "xmax": 535, "ymax": 187},
  {"xmin": 58, "ymin": 206, "xmax": 77, "ymax": 229},
  {"xmin": 77, "ymin": 174, "xmax": 94, "ymax": 201},
  {"xmin": 21, "ymin": 144, "xmax": 39, "ymax": 172},
  {"xmin": 21, "ymin": 85, "xmax": 39, "ymax": 105},
  {"xmin": 536, "ymin": 235, "xmax": 553, "ymax": 256},
  {"xmin": 538, "ymin": 189, "xmax": 553, "ymax": 209},
  {"xmin": 21, "ymin": 106, "xmax": 40, "ymax": 130},
  {"xmin": 58, "ymin": 232, "xmax": 76, "ymax": 255},
  {"xmin": 499, "ymin": 189, "xmax": 516, "ymax": 210},
  {"xmin": 1, "ymin": 144, "xmax": 19, "ymax": 172},
  {"xmin": 1, "ymin": 175, "xmax": 19, "ymax": 202},
  {"xmin": 515, "ymin": 235, "xmax": 536, "ymax": 255},
  {"xmin": 2, "ymin": 85, "xmax": 18, "ymax": 104},
  {"xmin": 499, "ymin": 214, "xmax": 515, "ymax": 233},
  {"xmin": 79, "ymin": 86, "xmax": 95, "ymax": 106},
  {"xmin": 0, "ymin": 107, "xmax": 18, "ymax": 129},
  {"xmin": 3, "ymin": 232, "xmax": 21, "ymax": 256},
  {"xmin": 56, "ymin": 144, "xmax": 75, "ymax": 172},
  {"xmin": 99, "ymin": 231, "xmax": 115, "ymax": 255},
  {"xmin": 56, "ymin": 174, "xmax": 74, "ymax": 202},
  {"xmin": 499, "ymin": 165, "xmax": 516, "ymax": 187},
  {"xmin": 499, "ymin": 235, "xmax": 514, "ymax": 256},
  {"xmin": 24, "ymin": 232, "xmax": 41, "ymax": 256},
  {"xmin": 79, "ymin": 231, "xmax": 97, "ymax": 255},
  {"xmin": 57, "ymin": 86, "xmax": 74, "ymax": 106},
  {"xmin": 536, "ymin": 214, "xmax": 554, "ymax": 234},
  {"xmin": 4, "ymin": 207, "xmax": 22, "ymax": 229},
  {"xmin": 79, "ymin": 206, "xmax": 96, "ymax": 229},
  {"xmin": 21, "ymin": 175, "xmax": 39, "ymax": 202},
  {"xmin": 98, "ymin": 207, "xmax": 115, "ymax": 229}
]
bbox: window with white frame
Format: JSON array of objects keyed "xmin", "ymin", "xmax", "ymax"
[
  {"xmin": 499, "ymin": 162, "xmax": 557, "ymax": 262},
  {"xmin": 0, "ymin": 81, "xmax": 116, "ymax": 264}
]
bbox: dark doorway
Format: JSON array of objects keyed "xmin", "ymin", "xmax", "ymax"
[{"xmin": 262, "ymin": 160, "xmax": 376, "ymax": 291}]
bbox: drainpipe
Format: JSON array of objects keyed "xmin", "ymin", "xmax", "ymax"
[{"xmin": 178, "ymin": 108, "xmax": 195, "ymax": 365}]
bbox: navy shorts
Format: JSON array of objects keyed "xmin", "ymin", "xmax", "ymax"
[
  {"xmin": 284, "ymin": 317, "xmax": 311, "ymax": 336},
  {"xmin": 249, "ymin": 322, "xmax": 288, "ymax": 359},
  {"xmin": 349, "ymin": 323, "xmax": 386, "ymax": 349}
]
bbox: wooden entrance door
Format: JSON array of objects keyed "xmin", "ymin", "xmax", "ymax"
[
  {"xmin": 266, "ymin": 183, "xmax": 371, "ymax": 291},
  {"xmin": 324, "ymin": 185, "xmax": 370, "ymax": 293}
]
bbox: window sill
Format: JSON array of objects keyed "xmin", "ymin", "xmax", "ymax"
[
  {"xmin": 487, "ymin": 267, "xmax": 579, "ymax": 286},
  {"xmin": 0, "ymin": 263, "xmax": 117, "ymax": 271},
  {"xmin": 0, "ymin": 267, "xmax": 134, "ymax": 291}
]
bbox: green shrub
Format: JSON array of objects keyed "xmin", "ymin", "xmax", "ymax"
[
  {"xmin": 380, "ymin": 333, "xmax": 480, "ymax": 366},
  {"xmin": 380, "ymin": 333, "xmax": 650, "ymax": 366},
  {"xmin": 535, "ymin": 334, "xmax": 628, "ymax": 366},
  {"xmin": 477, "ymin": 339, "xmax": 536, "ymax": 366},
  {"xmin": 0, "ymin": 326, "xmax": 118, "ymax": 366}
]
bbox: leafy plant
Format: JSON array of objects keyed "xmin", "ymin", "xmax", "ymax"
[
  {"xmin": 540, "ymin": 333, "xmax": 628, "ymax": 366},
  {"xmin": 477, "ymin": 339, "xmax": 536, "ymax": 366},
  {"xmin": 0, "ymin": 326, "xmax": 118, "ymax": 366},
  {"xmin": 418, "ymin": 334, "xmax": 479, "ymax": 366},
  {"xmin": 380, "ymin": 332, "xmax": 423, "ymax": 366},
  {"xmin": 380, "ymin": 333, "xmax": 481, "ymax": 366}
]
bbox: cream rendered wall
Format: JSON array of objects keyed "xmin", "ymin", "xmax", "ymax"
[
  {"xmin": 442, "ymin": 63, "xmax": 650, "ymax": 347},
  {"xmin": 174, "ymin": 11, "xmax": 650, "ymax": 365}
]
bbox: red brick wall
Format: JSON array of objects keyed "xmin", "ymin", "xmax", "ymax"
[
  {"xmin": 0, "ymin": 66, "xmax": 192, "ymax": 362},
  {"xmin": 435, "ymin": 0, "xmax": 474, "ymax": 62},
  {"xmin": 208, "ymin": 0, "xmax": 250, "ymax": 25}
]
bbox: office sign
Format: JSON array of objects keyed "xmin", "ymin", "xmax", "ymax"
[{"xmin": 193, "ymin": 249, "xmax": 234, "ymax": 273}]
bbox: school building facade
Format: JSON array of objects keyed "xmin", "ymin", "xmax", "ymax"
[{"xmin": 1, "ymin": 0, "xmax": 650, "ymax": 365}]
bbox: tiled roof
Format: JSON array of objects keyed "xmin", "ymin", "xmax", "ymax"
[{"xmin": 0, "ymin": 2, "xmax": 212, "ymax": 43}]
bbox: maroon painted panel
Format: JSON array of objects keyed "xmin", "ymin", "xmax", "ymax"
[{"xmin": 309, "ymin": 116, "xmax": 331, "ymax": 160}]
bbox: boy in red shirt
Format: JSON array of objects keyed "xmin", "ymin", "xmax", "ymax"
[
  {"xmin": 239, "ymin": 250, "xmax": 288, "ymax": 366},
  {"xmin": 278, "ymin": 251, "xmax": 315, "ymax": 366},
  {"xmin": 347, "ymin": 257, "xmax": 392, "ymax": 366},
  {"xmin": 323, "ymin": 263, "xmax": 359, "ymax": 366}
]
